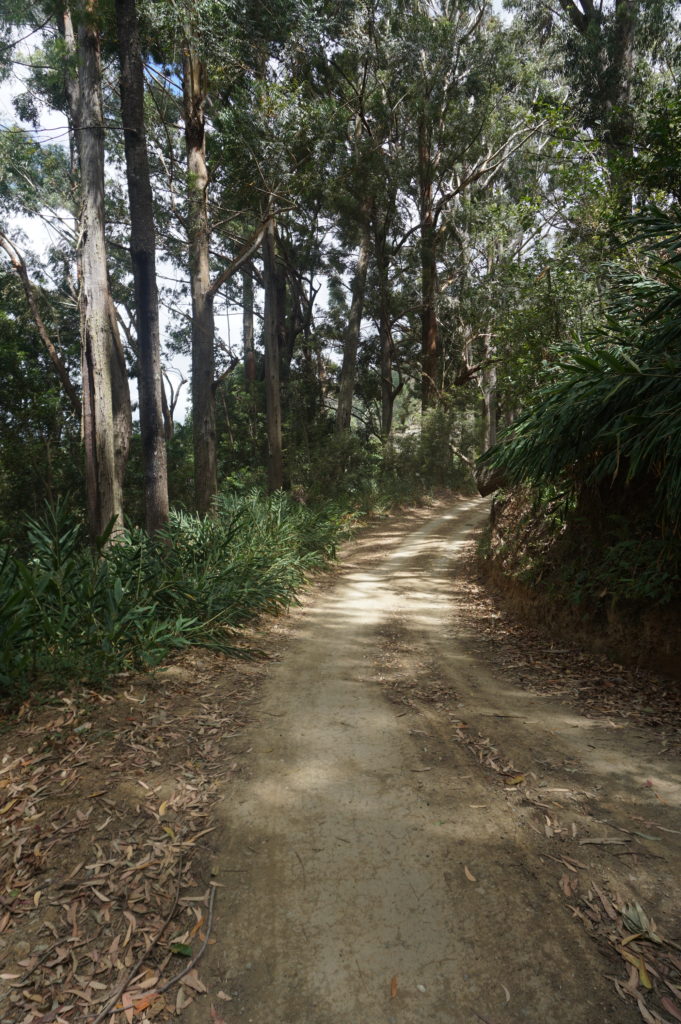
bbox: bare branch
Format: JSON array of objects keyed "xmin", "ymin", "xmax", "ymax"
[
  {"xmin": 207, "ymin": 216, "xmax": 272, "ymax": 300},
  {"xmin": 0, "ymin": 231, "xmax": 81, "ymax": 419}
]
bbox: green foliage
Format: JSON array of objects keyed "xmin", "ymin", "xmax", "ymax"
[
  {"xmin": 293, "ymin": 409, "xmax": 474, "ymax": 511},
  {"xmin": 0, "ymin": 272, "xmax": 82, "ymax": 540},
  {"xmin": 484, "ymin": 486, "xmax": 681, "ymax": 610},
  {"xmin": 480, "ymin": 210, "xmax": 681, "ymax": 532},
  {"xmin": 0, "ymin": 492, "xmax": 354, "ymax": 704},
  {"xmin": 566, "ymin": 534, "xmax": 681, "ymax": 607}
]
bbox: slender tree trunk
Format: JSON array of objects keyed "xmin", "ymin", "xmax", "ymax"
[
  {"xmin": 161, "ymin": 381, "xmax": 173, "ymax": 440},
  {"xmin": 182, "ymin": 45, "xmax": 217, "ymax": 514},
  {"xmin": 115, "ymin": 0, "xmax": 169, "ymax": 533},
  {"xmin": 374, "ymin": 221, "xmax": 394, "ymax": 438},
  {"xmin": 418, "ymin": 118, "xmax": 438, "ymax": 411},
  {"xmin": 107, "ymin": 297, "xmax": 131, "ymax": 522},
  {"xmin": 81, "ymin": 332, "xmax": 98, "ymax": 536},
  {"xmin": 277, "ymin": 264, "xmax": 292, "ymax": 380},
  {"xmin": 262, "ymin": 216, "xmax": 284, "ymax": 492},
  {"xmin": 242, "ymin": 268, "xmax": 256, "ymax": 384},
  {"xmin": 241, "ymin": 267, "xmax": 258, "ymax": 452},
  {"xmin": 335, "ymin": 211, "xmax": 371, "ymax": 433},
  {"xmin": 606, "ymin": 0, "xmax": 636, "ymax": 210},
  {"xmin": 71, "ymin": 6, "xmax": 131, "ymax": 537},
  {"xmin": 481, "ymin": 331, "xmax": 497, "ymax": 451},
  {"xmin": 380, "ymin": 323, "xmax": 394, "ymax": 437}
]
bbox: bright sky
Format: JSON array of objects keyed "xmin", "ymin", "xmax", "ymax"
[{"xmin": 0, "ymin": 49, "xmax": 230, "ymax": 424}]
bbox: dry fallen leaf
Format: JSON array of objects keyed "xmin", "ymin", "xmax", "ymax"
[
  {"xmin": 464, "ymin": 866, "xmax": 476, "ymax": 883},
  {"xmin": 176, "ymin": 986, "xmax": 193, "ymax": 1014},
  {"xmin": 182, "ymin": 968, "xmax": 208, "ymax": 994},
  {"xmin": 136, "ymin": 973, "xmax": 160, "ymax": 990},
  {"xmin": 390, "ymin": 975, "xmax": 398, "ymax": 998},
  {"xmin": 122, "ymin": 990, "xmax": 134, "ymax": 1024},
  {"xmin": 619, "ymin": 948, "xmax": 653, "ymax": 990},
  {"xmin": 661, "ymin": 996, "xmax": 681, "ymax": 1022},
  {"xmin": 133, "ymin": 992, "xmax": 161, "ymax": 1014}
]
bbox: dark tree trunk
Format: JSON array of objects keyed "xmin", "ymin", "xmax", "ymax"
[
  {"xmin": 335, "ymin": 211, "xmax": 371, "ymax": 433},
  {"xmin": 481, "ymin": 331, "xmax": 497, "ymax": 451},
  {"xmin": 108, "ymin": 296, "xmax": 132, "ymax": 525},
  {"xmin": 115, "ymin": 0, "xmax": 169, "ymax": 533},
  {"xmin": 242, "ymin": 268, "xmax": 256, "ymax": 384},
  {"xmin": 374, "ymin": 219, "xmax": 395, "ymax": 438},
  {"xmin": 183, "ymin": 45, "xmax": 217, "ymax": 514},
  {"xmin": 262, "ymin": 216, "xmax": 284, "ymax": 491},
  {"xmin": 418, "ymin": 118, "xmax": 438, "ymax": 411}
]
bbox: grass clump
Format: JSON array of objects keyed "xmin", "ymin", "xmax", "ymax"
[{"xmin": 0, "ymin": 491, "xmax": 355, "ymax": 704}]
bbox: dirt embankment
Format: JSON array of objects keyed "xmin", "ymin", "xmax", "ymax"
[{"xmin": 480, "ymin": 490, "xmax": 681, "ymax": 679}]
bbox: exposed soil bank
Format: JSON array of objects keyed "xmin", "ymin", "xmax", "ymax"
[
  {"xmin": 481, "ymin": 559, "xmax": 681, "ymax": 680},
  {"xmin": 480, "ymin": 491, "xmax": 681, "ymax": 680}
]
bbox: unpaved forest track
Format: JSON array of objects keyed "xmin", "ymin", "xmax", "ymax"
[{"xmin": 188, "ymin": 498, "xmax": 681, "ymax": 1024}]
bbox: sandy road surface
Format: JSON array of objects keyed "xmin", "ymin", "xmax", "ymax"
[{"xmin": 188, "ymin": 498, "xmax": 681, "ymax": 1024}]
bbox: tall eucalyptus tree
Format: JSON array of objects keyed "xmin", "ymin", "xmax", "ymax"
[
  {"xmin": 115, "ymin": 0, "xmax": 169, "ymax": 532},
  {"xmin": 59, "ymin": 1, "xmax": 132, "ymax": 538}
]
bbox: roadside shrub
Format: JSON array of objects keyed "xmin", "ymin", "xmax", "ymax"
[{"xmin": 0, "ymin": 492, "xmax": 355, "ymax": 704}]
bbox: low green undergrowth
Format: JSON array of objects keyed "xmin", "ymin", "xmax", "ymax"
[
  {"xmin": 477, "ymin": 211, "xmax": 681, "ymax": 614},
  {"xmin": 483, "ymin": 487, "xmax": 681, "ymax": 611},
  {"xmin": 0, "ymin": 491, "xmax": 355, "ymax": 704}
]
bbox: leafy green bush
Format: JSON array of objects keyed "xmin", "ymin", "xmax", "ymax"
[
  {"xmin": 479, "ymin": 209, "xmax": 681, "ymax": 532},
  {"xmin": 298, "ymin": 412, "xmax": 473, "ymax": 510},
  {"xmin": 478, "ymin": 211, "xmax": 681, "ymax": 610},
  {"xmin": 0, "ymin": 492, "xmax": 355, "ymax": 704}
]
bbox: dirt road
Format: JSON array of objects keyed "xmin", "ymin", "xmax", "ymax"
[{"xmin": 189, "ymin": 498, "xmax": 681, "ymax": 1024}]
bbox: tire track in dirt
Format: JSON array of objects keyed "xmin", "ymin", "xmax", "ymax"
[{"xmin": 187, "ymin": 498, "xmax": 642, "ymax": 1024}]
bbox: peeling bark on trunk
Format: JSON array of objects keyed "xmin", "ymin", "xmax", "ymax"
[
  {"xmin": 263, "ymin": 216, "xmax": 284, "ymax": 492},
  {"xmin": 115, "ymin": 0, "xmax": 169, "ymax": 533},
  {"xmin": 335, "ymin": 212, "xmax": 371, "ymax": 434},
  {"xmin": 65, "ymin": 5, "xmax": 131, "ymax": 538},
  {"xmin": 183, "ymin": 46, "xmax": 217, "ymax": 514}
]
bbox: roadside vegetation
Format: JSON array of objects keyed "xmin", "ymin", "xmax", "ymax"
[
  {"xmin": 478, "ymin": 210, "xmax": 681, "ymax": 649},
  {"xmin": 1, "ymin": 0, "xmax": 680, "ymax": 703},
  {"xmin": 0, "ymin": 425, "xmax": 471, "ymax": 705},
  {"xmin": 0, "ymin": 491, "xmax": 355, "ymax": 703}
]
